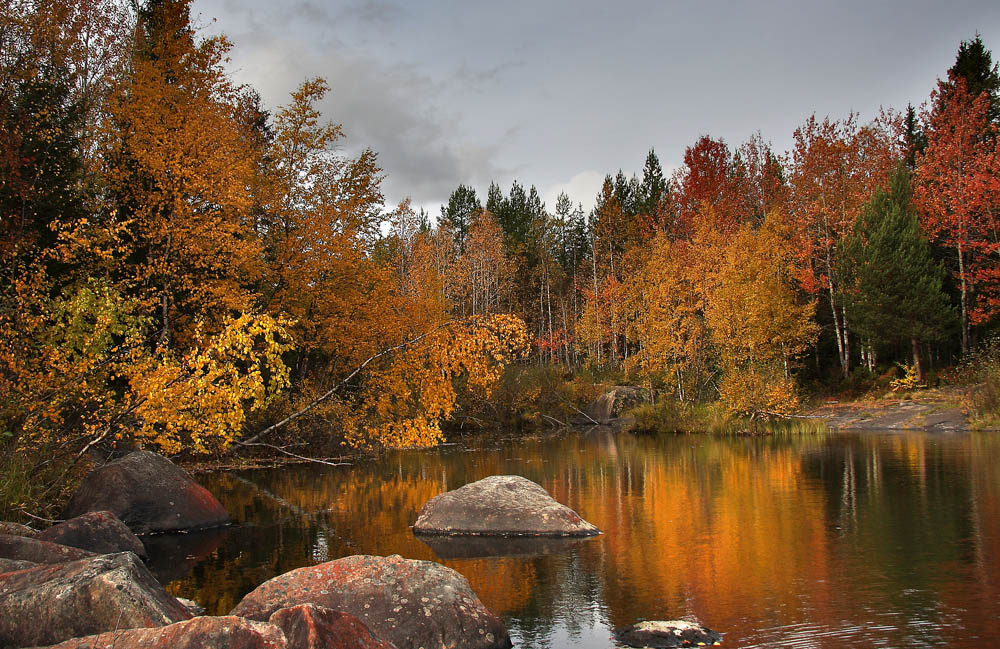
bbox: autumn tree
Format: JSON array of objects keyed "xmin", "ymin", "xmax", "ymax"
[
  {"xmin": 915, "ymin": 78, "xmax": 1000, "ymax": 351},
  {"xmin": 838, "ymin": 165, "xmax": 951, "ymax": 377},
  {"xmin": 704, "ymin": 211, "xmax": 819, "ymax": 418}
]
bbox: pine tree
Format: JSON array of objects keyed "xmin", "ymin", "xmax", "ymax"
[
  {"xmin": 440, "ymin": 184, "xmax": 480, "ymax": 255},
  {"xmin": 946, "ymin": 34, "xmax": 1000, "ymax": 123},
  {"xmin": 838, "ymin": 165, "xmax": 952, "ymax": 378}
]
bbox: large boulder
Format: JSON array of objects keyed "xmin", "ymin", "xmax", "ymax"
[
  {"xmin": 614, "ymin": 620, "xmax": 723, "ymax": 648},
  {"xmin": 582, "ymin": 385, "xmax": 644, "ymax": 424},
  {"xmin": 268, "ymin": 604, "xmax": 396, "ymax": 649},
  {"xmin": 37, "ymin": 511, "xmax": 147, "ymax": 559},
  {"xmin": 0, "ymin": 552, "xmax": 192, "ymax": 648},
  {"xmin": 412, "ymin": 475, "xmax": 600, "ymax": 537},
  {"xmin": 231, "ymin": 554, "xmax": 510, "ymax": 649},
  {"xmin": 62, "ymin": 450, "xmax": 229, "ymax": 534},
  {"xmin": 0, "ymin": 534, "xmax": 95, "ymax": 564},
  {"xmin": 30, "ymin": 616, "xmax": 286, "ymax": 649}
]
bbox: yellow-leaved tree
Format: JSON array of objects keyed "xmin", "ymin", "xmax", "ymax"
[{"xmin": 703, "ymin": 210, "xmax": 819, "ymax": 418}]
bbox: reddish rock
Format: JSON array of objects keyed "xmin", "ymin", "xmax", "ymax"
[
  {"xmin": 38, "ymin": 511, "xmax": 147, "ymax": 559},
  {"xmin": 269, "ymin": 604, "xmax": 396, "ymax": 649},
  {"xmin": 0, "ymin": 552, "xmax": 192, "ymax": 648},
  {"xmin": 62, "ymin": 451, "xmax": 229, "ymax": 534},
  {"xmin": 0, "ymin": 534, "xmax": 95, "ymax": 564},
  {"xmin": 413, "ymin": 475, "xmax": 600, "ymax": 537},
  {"xmin": 231, "ymin": 554, "xmax": 510, "ymax": 649},
  {"xmin": 31, "ymin": 615, "xmax": 286, "ymax": 649},
  {"xmin": 0, "ymin": 521, "xmax": 37, "ymax": 537}
]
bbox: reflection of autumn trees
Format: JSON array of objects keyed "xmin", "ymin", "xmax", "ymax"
[{"xmin": 169, "ymin": 432, "xmax": 1000, "ymax": 647}]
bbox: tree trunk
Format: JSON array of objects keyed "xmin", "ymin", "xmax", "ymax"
[{"xmin": 912, "ymin": 337, "xmax": 924, "ymax": 383}]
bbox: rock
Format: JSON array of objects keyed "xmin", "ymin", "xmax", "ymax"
[
  {"xmin": 614, "ymin": 620, "xmax": 723, "ymax": 648},
  {"xmin": 37, "ymin": 511, "xmax": 147, "ymax": 559},
  {"xmin": 0, "ymin": 558, "xmax": 38, "ymax": 572},
  {"xmin": 0, "ymin": 552, "xmax": 192, "ymax": 648},
  {"xmin": 176, "ymin": 597, "xmax": 206, "ymax": 616},
  {"xmin": 582, "ymin": 385, "xmax": 645, "ymax": 424},
  {"xmin": 62, "ymin": 450, "xmax": 230, "ymax": 534},
  {"xmin": 268, "ymin": 603, "xmax": 395, "ymax": 649},
  {"xmin": 0, "ymin": 534, "xmax": 95, "ymax": 564},
  {"xmin": 231, "ymin": 554, "xmax": 510, "ymax": 649},
  {"xmin": 412, "ymin": 475, "xmax": 600, "ymax": 537},
  {"xmin": 0, "ymin": 521, "xmax": 37, "ymax": 537},
  {"xmin": 31, "ymin": 615, "xmax": 286, "ymax": 649}
]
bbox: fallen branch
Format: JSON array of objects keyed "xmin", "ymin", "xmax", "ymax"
[{"xmin": 234, "ymin": 440, "xmax": 351, "ymax": 467}]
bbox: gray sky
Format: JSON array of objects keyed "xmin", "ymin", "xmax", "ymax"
[{"xmin": 192, "ymin": 0, "xmax": 1000, "ymax": 215}]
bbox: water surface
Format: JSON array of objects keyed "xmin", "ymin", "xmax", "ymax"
[{"xmin": 159, "ymin": 429, "xmax": 1000, "ymax": 648}]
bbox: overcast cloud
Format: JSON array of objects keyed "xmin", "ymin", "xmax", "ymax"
[{"xmin": 192, "ymin": 0, "xmax": 1000, "ymax": 215}]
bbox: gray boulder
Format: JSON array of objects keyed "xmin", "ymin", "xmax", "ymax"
[
  {"xmin": 0, "ymin": 552, "xmax": 191, "ymax": 648},
  {"xmin": 37, "ymin": 511, "xmax": 147, "ymax": 559},
  {"xmin": 62, "ymin": 451, "xmax": 229, "ymax": 534},
  {"xmin": 413, "ymin": 475, "xmax": 600, "ymax": 537},
  {"xmin": 582, "ymin": 386, "xmax": 644, "ymax": 424},
  {"xmin": 614, "ymin": 620, "xmax": 723, "ymax": 648},
  {"xmin": 230, "ymin": 554, "xmax": 510, "ymax": 649}
]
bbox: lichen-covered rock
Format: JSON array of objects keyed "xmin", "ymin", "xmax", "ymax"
[
  {"xmin": 231, "ymin": 554, "xmax": 510, "ymax": 649},
  {"xmin": 37, "ymin": 511, "xmax": 147, "ymax": 559},
  {"xmin": 268, "ymin": 604, "xmax": 396, "ymax": 649},
  {"xmin": 0, "ymin": 558, "xmax": 37, "ymax": 572},
  {"xmin": 30, "ymin": 615, "xmax": 286, "ymax": 649},
  {"xmin": 0, "ymin": 534, "xmax": 95, "ymax": 564},
  {"xmin": 0, "ymin": 521, "xmax": 37, "ymax": 538},
  {"xmin": 413, "ymin": 475, "xmax": 600, "ymax": 537},
  {"xmin": 61, "ymin": 451, "xmax": 229, "ymax": 534},
  {"xmin": 614, "ymin": 620, "xmax": 723, "ymax": 648},
  {"xmin": 0, "ymin": 552, "xmax": 191, "ymax": 648}
]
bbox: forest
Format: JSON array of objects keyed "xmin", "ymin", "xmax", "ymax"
[{"xmin": 3, "ymin": 0, "xmax": 1000, "ymax": 517}]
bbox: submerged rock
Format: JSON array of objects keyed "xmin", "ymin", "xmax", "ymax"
[
  {"xmin": 0, "ymin": 534, "xmax": 95, "ymax": 564},
  {"xmin": 37, "ymin": 511, "xmax": 147, "ymax": 559},
  {"xmin": 268, "ymin": 603, "xmax": 396, "ymax": 649},
  {"xmin": 412, "ymin": 475, "xmax": 600, "ymax": 537},
  {"xmin": 614, "ymin": 620, "xmax": 723, "ymax": 648},
  {"xmin": 0, "ymin": 552, "xmax": 191, "ymax": 648},
  {"xmin": 62, "ymin": 450, "xmax": 229, "ymax": 534},
  {"xmin": 418, "ymin": 533, "xmax": 595, "ymax": 559},
  {"xmin": 231, "ymin": 554, "xmax": 510, "ymax": 649},
  {"xmin": 32, "ymin": 615, "xmax": 285, "ymax": 649}
]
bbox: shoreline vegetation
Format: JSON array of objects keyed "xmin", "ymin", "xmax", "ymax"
[{"xmin": 4, "ymin": 1, "xmax": 1000, "ymax": 525}]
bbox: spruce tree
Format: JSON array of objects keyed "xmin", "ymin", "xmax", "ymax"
[
  {"xmin": 947, "ymin": 34, "xmax": 1000, "ymax": 123},
  {"xmin": 440, "ymin": 184, "xmax": 480, "ymax": 254},
  {"xmin": 837, "ymin": 165, "xmax": 952, "ymax": 378}
]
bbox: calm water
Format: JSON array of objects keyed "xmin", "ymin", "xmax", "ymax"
[{"xmin": 155, "ymin": 429, "xmax": 1000, "ymax": 648}]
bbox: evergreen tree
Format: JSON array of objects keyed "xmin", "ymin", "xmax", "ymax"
[
  {"xmin": 947, "ymin": 34, "xmax": 1000, "ymax": 123},
  {"xmin": 838, "ymin": 165, "xmax": 952, "ymax": 378},
  {"xmin": 440, "ymin": 184, "xmax": 480, "ymax": 254},
  {"xmin": 903, "ymin": 103, "xmax": 926, "ymax": 170}
]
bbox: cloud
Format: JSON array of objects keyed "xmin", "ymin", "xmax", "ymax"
[{"xmin": 541, "ymin": 170, "xmax": 606, "ymax": 215}]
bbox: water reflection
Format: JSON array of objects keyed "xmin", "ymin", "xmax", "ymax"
[{"xmin": 164, "ymin": 430, "xmax": 1000, "ymax": 648}]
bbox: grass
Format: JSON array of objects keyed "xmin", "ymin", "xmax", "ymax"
[{"xmin": 626, "ymin": 398, "xmax": 828, "ymax": 436}]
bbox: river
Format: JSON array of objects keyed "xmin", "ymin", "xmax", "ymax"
[{"xmin": 153, "ymin": 428, "xmax": 1000, "ymax": 648}]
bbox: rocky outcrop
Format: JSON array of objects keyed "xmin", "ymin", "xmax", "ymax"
[
  {"xmin": 37, "ymin": 511, "xmax": 147, "ymax": 559},
  {"xmin": 268, "ymin": 604, "xmax": 396, "ymax": 649},
  {"xmin": 582, "ymin": 386, "xmax": 644, "ymax": 424},
  {"xmin": 0, "ymin": 522, "xmax": 37, "ymax": 538},
  {"xmin": 31, "ymin": 615, "xmax": 286, "ymax": 649},
  {"xmin": 0, "ymin": 552, "xmax": 191, "ymax": 648},
  {"xmin": 412, "ymin": 475, "xmax": 600, "ymax": 537},
  {"xmin": 231, "ymin": 554, "xmax": 510, "ymax": 649},
  {"xmin": 0, "ymin": 534, "xmax": 95, "ymax": 564},
  {"xmin": 614, "ymin": 620, "xmax": 723, "ymax": 648},
  {"xmin": 62, "ymin": 451, "xmax": 229, "ymax": 534},
  {"xmin": 0, "ymin": 558, "xmax": 37, "ymax": 572}
]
